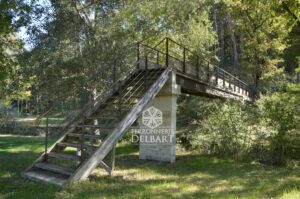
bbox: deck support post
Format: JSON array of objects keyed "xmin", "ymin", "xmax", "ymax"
[{"xmin": 139, "ymin": 71, "xmax": 180, "ymax": 163}]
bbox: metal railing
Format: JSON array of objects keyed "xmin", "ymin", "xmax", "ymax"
[{"xmin": 137, "ymin": 37, "xmax": 249, "ymax": 97}]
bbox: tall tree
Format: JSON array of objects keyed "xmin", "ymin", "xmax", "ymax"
[
  {"xmin": 0, "ymin": 0, "xmax": 31, "ymax": 102},
  {"xmin": 224, "ymin": 0, "xmax": 289, "ymax": 98}
]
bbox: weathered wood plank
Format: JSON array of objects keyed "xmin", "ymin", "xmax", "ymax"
[
  {"xmin": 48, "ymin": 152, "xmax": 81, "ymax": 161},
  {"xmin": 34, "ymin": 162, "xmax": 75, "ymax": 176},
  {"xmin": 22, "ymin": 171, "xmax": 68, "ymax": 186}
]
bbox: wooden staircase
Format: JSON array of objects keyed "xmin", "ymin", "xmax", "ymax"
[
  {"xmin": 23, "ymin": 66, "xmax": 171, "ymax": 186},
  {"xmin": 23, "ymin": 37, "xmax": 251, "ymax": 186}
]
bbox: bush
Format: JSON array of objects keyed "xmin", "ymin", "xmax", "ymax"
[
  {"xmin": 258, "ymin": 92, "xmax": 299, "ymax": 164},
  {"xmin": 177, "ymin": 96, "xmax": 222, "ymax": 150},
  {"xmin": 177, "ymin": 90, "xmax": 300, "ymax": 165},
  {"xmin": 177, "ymin": 97, "xmax": 257, "ymax": 160},
  {"xmin": 195, "ymin": 101, "xmax": 254, "ymax": 158}
]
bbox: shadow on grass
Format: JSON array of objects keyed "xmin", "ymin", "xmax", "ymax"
[
  {"xmin": 106, "ymin": 152, "xmax": 300, "ymax": 198},
  {"xmin": 1, "ymin": 135, "xmax": 300, "ymax": 198},
  {"xmin": 0, "ymin": 135, "xmax": 61, "ymax": 199}
]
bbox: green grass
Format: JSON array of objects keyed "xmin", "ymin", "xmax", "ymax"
[{"xmin": 1, "ymin": 134, "xmax": 300, "ymax": 199}]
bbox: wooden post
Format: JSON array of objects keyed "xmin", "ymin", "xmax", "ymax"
[
  {"xmin": 44, "ymin": 115, "xmax": 49, "ymax": 161},
  {"xmin": 80, "ymin": 132, "xmax": 84, "ymax": 163},
  {"xmin": 110, "ymin": 144, "xmax": 116, "ymax": 176}
]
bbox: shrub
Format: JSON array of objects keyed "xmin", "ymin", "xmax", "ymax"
[
  {"xmin": 177, "ymin": 96, "xmax": 222, "ymax": 150},
  {"xmin": 195, "ymin": 101, "xmax": 253, "ymax": 158},
  {"xmin": 178, "ymin": 97, "xmax": 256, "ymax": 159},
  {"xmin": 258, "ymin": 92, "xmax": 299, "ymax": 164}
]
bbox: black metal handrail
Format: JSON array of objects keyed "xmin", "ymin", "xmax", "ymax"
[{"xmin": 138, "ymin": 37, "xmax": 249, "ymax": 96}]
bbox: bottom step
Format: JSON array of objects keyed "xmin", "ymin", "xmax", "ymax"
[{"xmin": 22, "ymin": 171, "xmax": 68, "ymax": 186}]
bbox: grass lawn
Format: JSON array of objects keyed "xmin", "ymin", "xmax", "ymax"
[{"xmin": 1, "ymin": 134, "xmax": 300, "ymax": 199}]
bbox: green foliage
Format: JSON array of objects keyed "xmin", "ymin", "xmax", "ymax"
[
  {"xmin": 226, "ymin": 0, "xmax": 289, "ymax": 97},
  {"xmin": 0, "ymin": 0, "xmax": 31, "ymax": 101},
  {"xmin": 193, "ymin": 101, "xmax": 253, "ymax": 158},
  {"xmin": 258, "ymin": 92, "xmax": 300, "ymax": 164},
  {"xmin": 177, "ymin": 96, "xmax": 222, "ymax": 149},
  {"xmin": 177, "ymin": 97, "xmax": 257, "ymax": 159},
  {"xmin": 19, "ymin": 0, "xmax": 218, "ymax": 110},
  {"xmin": 178, "ymin": 91, "xmax": 300, "ymax": 165},
  {"xmin": 259, "ymin": 93, "xmax": 298, "ymax": 133}
]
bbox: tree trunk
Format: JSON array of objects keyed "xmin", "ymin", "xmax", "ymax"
[
  {"xmin": 219, "ymin": 20, "xmax": 225, "ymax": 66},
  {"xmin": 226, "ymin": 14, "xmax": 239, "ymax": 70}
]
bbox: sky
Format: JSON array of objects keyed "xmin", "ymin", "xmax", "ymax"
[{"xmin": 17, "ymin": 0, "xmax": 52, "ymax": 50}]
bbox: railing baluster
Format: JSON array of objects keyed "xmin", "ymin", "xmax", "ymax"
[
  {"xmin": 229, "ymin": 75, "xmax": 231, "ymax": 90},
  {"xmin": 137, "ymin": 42, "xmax": 140, "ymax": 69},
  {"xmin": 215, "ymin": 67, "xmax": 218, "ymax": 85},
  {"xmin": 196, "ymin": 56, "xmax": 199, "ymax": 79},
  {"xmin": 241, "ymin": 81, "xmax": 244, "ymax": 95},
  {"xmin": 223, "ymin": 70, "xmax": 225, "ymax": 88},
  {"xmin": 183, "ymin": 48, "xmax": 186, "ymax": 73},
  {"xmin": 157, "ymin": 51, "xmax": 159, "ymax": 66},
  {"xmin": 207, "ymin": 61, "xmax": 210, "ymax": 82},
  {"xmin": 145, "ymin": 55, "xmax": 148, "ymax": 91},
  {"xmin": 234, "ymin": 74, "xmax": 237, "ymax": 92},
  {"xmin": 113, "ymin": 60, "xmax": 116, "ymax": 83},
  {"xmin": 166, "ymin": 38, "xmax": 169, "ymax": 67}
]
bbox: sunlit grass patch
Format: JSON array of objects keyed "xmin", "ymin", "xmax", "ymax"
[{"xmin": 1, "ymin": 134, "xmax": 300, "ymax": 198}]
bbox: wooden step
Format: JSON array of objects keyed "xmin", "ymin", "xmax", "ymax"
[
  {"xmin": 88, "ymin": 116, "xmax": 118, "ymax": 120},
  {"xmin": 109, "ymin": 95, "xmax": 142, "ymax": 99},
  {"xmin": 100, "ymin": 108, "xmax": 132, "ymax": 112},
  {"xmin": 48, "ymin": 152, "xmax": 81, "ymax": 161},
  {"xmin": 22, "ymin": 171, "xmax": 68, "ymax": 186},
  {"xmin": 34, "ymin": 162, "xmax": 75, "ymax": 176},
  {"xmin": 76, "ymin": 125, "xmax": 115, "ymax": 129},
  {"xmin": 66, "ymin": 133, "xmax": 103, "ymax": 140},
  {"xmin": 101, "ymin": 102, "xmax": 137, "ymax": 106},
  {"xmin": 57, "ymin": 142, "xmax": 97, "ymax": 150}
]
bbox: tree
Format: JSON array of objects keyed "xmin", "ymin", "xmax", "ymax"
[
  {"xmin": 22, "ymin": 0, "xmax": 217, "ymax": 110},
  {"xmin": 0, "ymin": 0, "xmax": 31, "ymax": 103},
  {"xmin": 223, "ymin": 0, "xmax": 290, "ymax": 99}
]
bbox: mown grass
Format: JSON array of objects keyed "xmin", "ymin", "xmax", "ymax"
[{"xmin": 1, "ymin": 134, "xmax": 300, "ymax": 199}]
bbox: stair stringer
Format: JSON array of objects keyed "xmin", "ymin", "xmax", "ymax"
[{"xmin": 68, "ymin": 66, "xmax": 172, "ymax": 182}]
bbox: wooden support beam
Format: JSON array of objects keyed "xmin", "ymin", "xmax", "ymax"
[{"xmin": 110, "ymin": 144, "xmax": 116, "ymax": 176}]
